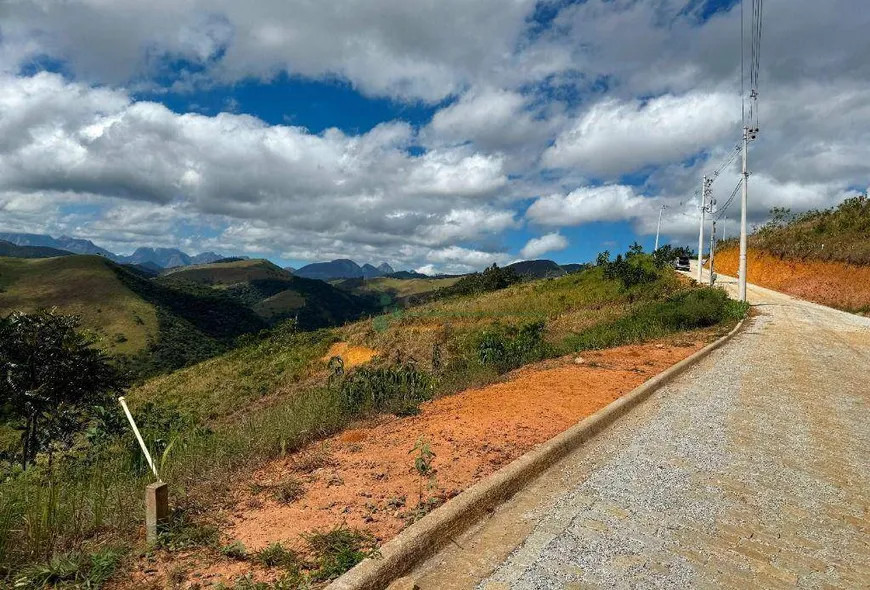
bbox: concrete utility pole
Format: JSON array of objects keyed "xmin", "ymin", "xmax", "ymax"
[
  {"xmin": 709, "ymin": 219, "xmax": 717, "ymax": 286},
  {"xmin": 738, "ymin": 127, "xmax": 749, "ymax": 301},
  {"xmin": 654, "ymin": 204, "xmax": 666, "ymax": 251},
  {"xmin": 697, "ymin": 176, "xmax": 707, "ymax": 282}
]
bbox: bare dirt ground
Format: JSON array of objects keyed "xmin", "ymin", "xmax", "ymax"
[
  {"xmin": 120, "ymin": 333, "xmax": 720, "ymax": 588},
  {"xmin": 714, "ymin": 247, "xmax": 870, "ymax": 312}
]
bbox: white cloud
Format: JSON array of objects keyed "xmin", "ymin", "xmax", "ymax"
[
  {"xmin": 520, "ymin": 232, "xmax": 569, "ymax": 259},
  {"xmin": 543, "ymin": 92, "xmax": 740, "ymax": 176},
  {"xmin": 0, "ymin": 72, "xmax": 515, "ymax": 269},
  {"xmin": 527, "ymin": 185, "xmax": 651, "ymax": 226}
]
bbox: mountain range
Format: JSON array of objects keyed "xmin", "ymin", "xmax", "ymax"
[
  {"xmin": 0, "ymin": 232, "xmax": 221, "ymax": 268},
  {"xmin": 293, "ymin": 258, "xmax": 396, "ymax": 280}
]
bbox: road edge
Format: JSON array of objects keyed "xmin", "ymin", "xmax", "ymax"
[{"xmin": 328, "ymin": 317, "xmax": 748, "ymax": 590}]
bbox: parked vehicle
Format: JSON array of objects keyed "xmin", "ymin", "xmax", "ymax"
[{"xmin": 675, "ymin": 256, "xmax": 691, "ymax": 271}]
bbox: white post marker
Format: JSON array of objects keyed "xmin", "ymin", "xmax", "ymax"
[
  {"xmin": 118, "ymin": 396, "xmax": 161, "ymax": 482},
  {"xmin": 654, "ymin": 204, "xmax": 666, "ymax": 251}
]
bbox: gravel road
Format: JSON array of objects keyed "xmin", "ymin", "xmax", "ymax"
[{"xmin": 410, "ymin": 272, "xmax": 870, "ymax": 589}]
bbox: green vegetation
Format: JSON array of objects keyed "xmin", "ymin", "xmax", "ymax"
[
  {"xmin": 0, "ymin": 310, "xmax": 123, "ymax": 468},
  {"xmin": 0, "ymin": 255, "xmax": 159, "ymax": 355},
  {"xmin": 432, "ymin": 263, "xmax": 521, "ymax": 298},
  {"xmin": 332, "ymin": 275, "xmax": 461, "ymax": 309},
  {"xmin": 727, "ymin": 194, "xmax": 870, "ymax": 264},
  {"xmin": 0, "ymin": 245, "xmax": 748, "ymax": 586}
]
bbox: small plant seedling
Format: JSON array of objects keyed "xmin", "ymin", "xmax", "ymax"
[
  {"xmin": 274, "ymin": 477, "xmax": 305, "ymax": 504},
  {"xmin": 410, "ymin": 437, "xmax": 436, "ymax": 508}
]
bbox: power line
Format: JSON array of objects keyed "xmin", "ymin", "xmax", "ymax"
[{"xmin": 715, "ymin": 178, "xmax": 744, "ymax": 221}]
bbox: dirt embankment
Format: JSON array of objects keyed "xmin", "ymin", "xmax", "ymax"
[
  {"xmin": 713, "ymin": 247, "xmax": 870, "ymax": 313},
  {"xmin": 121, "ymin": 334, "xmax": 717, "ymax": 588}
]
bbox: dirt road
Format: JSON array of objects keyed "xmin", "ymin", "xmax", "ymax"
[{"xmin": 408, "ymin": 272, "xmax": 870, "ymax": 589}]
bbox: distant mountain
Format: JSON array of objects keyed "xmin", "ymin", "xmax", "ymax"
[
  {"xmin": 295, "ymin": 259, "xmax": 406, "ymax": 281},
  {"xmin": 190, "ymin": 252, "xmax": 223, "ymax": 265},
  {"xmin": 0, "ymin": 232, "xmax": 221, "ymax": 269},
  {"xmin": 361, "ymin": 263, "xmax": 382, "ymax": 279},
  {"xmin": 0, "ymin": 240, "xmax": 73, "ymax": 259},
  {"xmin": 295, "ymin": 259, "xmax": 364, "ymax": 280},
  {"xmin": 0, "ymin": 233, "xmax": 115, "ymax": 258},
  {"xmin": 507, "ymin": 260, "xmax": 567, "ymax": 279},
  {"xmin": 284, "ymin": 266, "xmax": 296, "ymax": 274}
]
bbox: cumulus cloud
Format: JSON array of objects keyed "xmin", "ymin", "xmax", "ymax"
[
  {"xmin": 520, "ymin": 233, "xmax": 569, "ymax": 259},
  {"xmin": 527, "ymin": 185, "xmax": 652, "ymax": 226},
  {"xmin": 543, "ymin": 93, "xmax": 740, "ymax": 176},
  {"xmin": 0, "ymin": 72, "xmax": 514, "ymax": 269}
]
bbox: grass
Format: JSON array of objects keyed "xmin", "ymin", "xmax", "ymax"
[
  {"xmin": 724, "ymin": 194, "xmax": 870, "ymax": 265},
  {"xmin": 0, "ymin": 258, "xmax": 748, "ymax": 584},
  {"xmin": 0, "ymin": 255, "xmax": 158, "ymax": 355}
]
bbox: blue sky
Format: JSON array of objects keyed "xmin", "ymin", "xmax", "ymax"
[{"xmin": 1, "ymin": 0, "xmax": 867, "ymax": 272}]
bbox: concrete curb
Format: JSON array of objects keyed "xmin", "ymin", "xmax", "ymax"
[{"xmin": 327, "ymin": 317, "xmax": 748, "ymax": 590}]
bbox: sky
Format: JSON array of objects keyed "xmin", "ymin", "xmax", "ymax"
[{"xmin": 1, "ymin": 0, "xmax": 868, "ymax": 273}]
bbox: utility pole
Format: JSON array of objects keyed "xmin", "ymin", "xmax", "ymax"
[
  {"xmin": 654, "ymin": 204, "xmax": 666, "ymax": 251},
  {"xmin": 709, "ymin": 219, "xmax": 717, "ymax": 286},
  {"xmin": 697, "ymin": 176, "xmax": 707, "ymax": 282},
  {"xmin": 738, "ymin": 126, "xmax": 753, "ymax": 301}
]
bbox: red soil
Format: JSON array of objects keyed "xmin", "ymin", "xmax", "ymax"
[
  {"xmin": 714, "ymin": 247, "xmax": 870, "ymax": 312},
  {"xmin": 119, "ymin": 335, "xmax": 714, "ymax": 588}
]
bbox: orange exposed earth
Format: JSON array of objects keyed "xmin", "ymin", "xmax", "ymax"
[
  {"xmin": 121, "ymin": 334, "xmax": 718, "ymax": 588},
  {"xmin": 713, "ymin": 247, "xmax": 870, "ymax": 313},
  {"xmin": 322, "ymin": 342, "xmax": 379, "ymax": 368}
]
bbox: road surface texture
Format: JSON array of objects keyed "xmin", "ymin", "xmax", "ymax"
[{"xmin": 408, "ymin": 271, "xmax": 870, "ymax": 589}]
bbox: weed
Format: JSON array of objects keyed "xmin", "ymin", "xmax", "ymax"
[
  {"xmin": 253, "ymin": 542, "xmax": 300, "ymax": 569},
  {"xmin": 158, "ymin": 508, "xmax": 219, "ymax": 551},
  {"xmin": 290, "ymin": 444, "xmax": 334, "ymax": 473},
  {"xmin": 13, "ymin": 546, "xmax": 122, "ymax": 589},
  {"xmin": 274, "ymin": 477, "xmax": 305, "ymax": 504},
  {"xmin": 220, "ymin": 541, "xmax": 249, "ymax": 560},
  {"xmin": 304, "ymin": 527, "xmax": 377, "ymax": 582}
]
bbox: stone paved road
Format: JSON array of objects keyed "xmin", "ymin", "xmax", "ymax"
[{"xmin": 410, "ymin": 273, "xmax": 870, "ymax": 589}]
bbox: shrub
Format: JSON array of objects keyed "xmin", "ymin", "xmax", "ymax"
[
  {"xmin": 304, "ymin": 527, "xmax": 377, "ymax": 582},
  {"xmin": 474, "ymin": 321, "xmax": 550, "ymax": 374},
  {"xmin": 565, "ymin": 287, "xmax": 747, "ymax": 351},
  {"xmin": 253, "ymin": 542, "xmax": 300, "ymax": 569},
  {"xmin": 337, "ymin": 363, "xmax": 434, "ymax": 417}
]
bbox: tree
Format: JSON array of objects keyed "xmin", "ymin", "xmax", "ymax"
[{"xmin": 0, "ymin": 310, "xmax": 123, "ymax": 468}]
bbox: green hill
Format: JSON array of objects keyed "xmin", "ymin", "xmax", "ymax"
[
  {"xmin": 0, "ymin": 255, "xmax": 159, "ymax": 355},
  {"xmin": 158, "ymin": 258, "xmax": 380, "ymax": 329},
  {"xmin": 0, "ymin": 255, "xmax": 267, "ymax": 375}
]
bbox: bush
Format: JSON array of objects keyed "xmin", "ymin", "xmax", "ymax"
[
  {"xmin": 337, "ymin": 363, "xmax": 435, "ymax": 417},
  {"xmin": 474, "ymin": 321, "xmax": 551, "ymax": 374},
  {"xmin": 565, "ymin": 288, "xmax": 747, "ymax": 351},
  {"xmin": 433, "ymin": 264, "xmax": 521, "ymax": 299}
]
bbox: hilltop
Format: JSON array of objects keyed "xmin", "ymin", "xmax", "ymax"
[
  {"xmin": 0, "ymin": 240, "xmax": 72, "ymax": 259},
  {"xmin": 713, "ymin": 195, "xmax": 870, "ymax": 312}
]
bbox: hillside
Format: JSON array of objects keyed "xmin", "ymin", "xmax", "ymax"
[
  {"xmin": 1, "ymin": 250, "xmax": 749, "ymax": 585},
  {"xmin": 713, "ymin": 195, "xmax": 870, "ymax": 312},
  {"xmin": 160, "ymin": 259, "xmax": 380, "ymax": 329},
  {"xmin": 0, "ymin": 255, "xmax": 267, "ymax": 374},
  {"xmin": 0, "ymin": 255, "xmax": 158, "ymax": 355}
]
